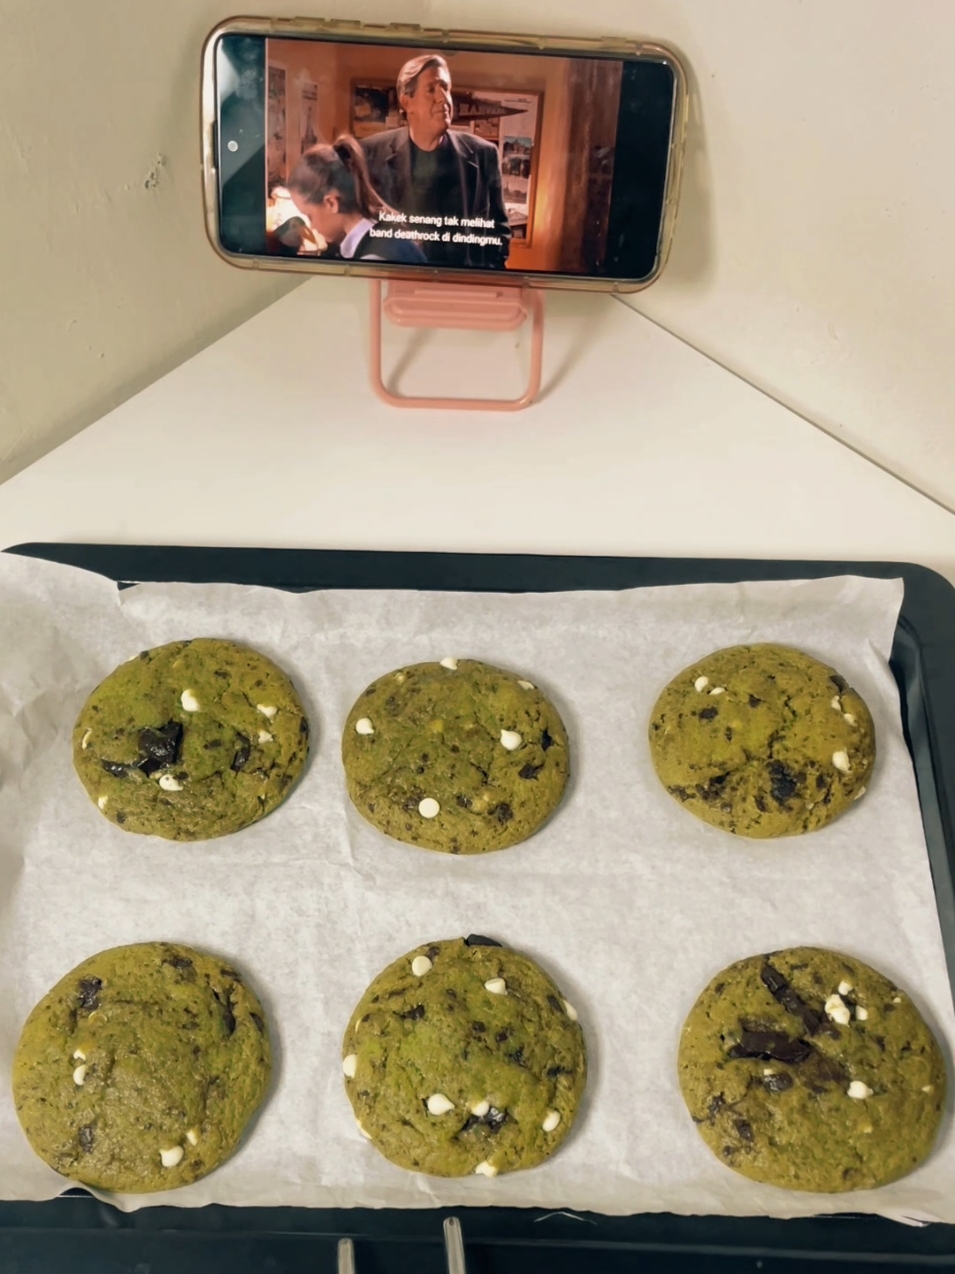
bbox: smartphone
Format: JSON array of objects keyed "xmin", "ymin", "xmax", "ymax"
[{"xmin": 201, "ymin": 18, "xmax": 687, "ymax": 291}]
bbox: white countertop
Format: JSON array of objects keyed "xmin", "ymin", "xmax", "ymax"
[{"xmin": 2, "ymin": 278, "xmax": 954, "ymax": 586}]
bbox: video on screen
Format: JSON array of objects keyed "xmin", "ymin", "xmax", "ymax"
[{"xmin": 264, "ymin": 39, "xmax": 625, "ymax": 275}]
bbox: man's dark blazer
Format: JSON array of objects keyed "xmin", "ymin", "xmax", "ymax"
[{"xmin": 360, "ymin": 126, "xmax": 511, "ymax": 268}]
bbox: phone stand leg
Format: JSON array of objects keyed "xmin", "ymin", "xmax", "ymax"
[{"xmin": 369, "ymin": 279, "xmax": 544, "ymax": 411}]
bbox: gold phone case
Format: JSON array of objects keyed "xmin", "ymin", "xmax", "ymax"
[{"xmin": 200, "ymin": 16, "xmax": 688, "ymax": 292}]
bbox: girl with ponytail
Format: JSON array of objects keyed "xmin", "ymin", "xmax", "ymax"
[{"xmin": 288, "ymin": 135, "xmax": 426, "ymax": 263}]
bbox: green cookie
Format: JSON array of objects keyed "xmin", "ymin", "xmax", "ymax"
[
  {"xmin": 341, "ymin": 660, "xmax": 569, "ymax": 853},
  {"xmin": 342, "ymin": 937, "xmax": 586, "ymax": 1177},
  {"xmin": 649, "ymin": 644, "xmax": 875, "ymax": 837},
  {"xmin": 678, "ymin": 947, "xmax": 945, "ymax": 1192},
  {"xmin": 13, "ymin": 942, "xmax": 271, "ymax": 1193},
  {"xmin": 73, "ymin": 639, "xmax": 310, "ymax": 840}
]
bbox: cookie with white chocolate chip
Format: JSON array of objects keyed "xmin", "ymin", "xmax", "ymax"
[
  {"xmin": 649, "ymin": 644, "xmax": 875, "ymax": 837},
  {"xmin": 678, "ymin": 946, "xmax": 945, "ymax": 1192},
  {"xmin": 12, "ymin": 942, "xmax": 271, "ymax": 1193},
  {"xmin": 341, "ymin": 659, "xmax": 569, "ymax": 853},
  {"xmin": 73, "ymin": 639, "xmax": 309, "ymax": 840},
  {"xmin": 342, "ymin": 936, "xmax": 586, "ymax": 1177}
]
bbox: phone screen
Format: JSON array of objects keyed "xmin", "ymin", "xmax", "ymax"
[{"xmin": 215, "ymin": 33, "xmax": 678, "ymax": 282}]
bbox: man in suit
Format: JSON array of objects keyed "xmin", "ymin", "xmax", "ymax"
[{"xmin": 360, "ymin": 54, "xmax": 511, "ymax": 269}]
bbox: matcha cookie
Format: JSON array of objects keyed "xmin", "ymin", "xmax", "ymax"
[
  {"xmin": 678, "ymin": 947, "xmax": 945, "ymax": 1192},
  {"xmin": 73, "ymin": 639, "xmax": 309, "ymax": 840},
  {"xmin": 649, "ymin": 644, "xmax": 875, "ymax": 837},
  {"xmin": 342, "ymin": 659, "xmax": 569, "ymax": 853},
  {"xmin": 342, "ymin": 937, "xmax": 586, "ymax": 1177},
  {"xmin": 13, "ymin": 942, "xmax": 271, "ymax": 1193}
]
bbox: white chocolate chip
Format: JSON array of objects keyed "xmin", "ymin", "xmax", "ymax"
[
  {"xmin": 439, "ymin": 657, "xmax": 458, "ymax": 670},
  {"xmin": 160, "ymin": 1146, "xmax": 184, "ymax": 1168},
  {"xmin": 355, "ymin": 718, "xmax": 374, "ymax": 736},
  {"xmin": 762, "ymin": 1068, "xmax": 774, "ymax": 1077},
  {"xmin": 470, "ymin": 1100, "xmax": 491, "ymax": 1117},
  {"xmin": 186, "ymin": 1128, "xmax": 199, "ymax": 1146},
  {"xmin": 180, "ymin": 690, "xmax": 200, "ymax": 712},
  {"xmin": 484, "ymin": 978, "xmax": 507, "ymax": 995},
  {"xmin": 517, "ymin": 680, "xmax": 535, "ymax": 690},
  {"xmin": 855, "ymin": 1006, "xmax": 869, "ymax": 1021},
  {"xmin": 411, "ymin": 955, "xmax": 433, "ymax": 977},
  {"xmin": 562, "ymin": 999, "xmax": 579, "ymax": 1022},
  {"xmin": 81, "ymin": 729, "xmax": 92, "ymax": 750},
  {"xmin": 257, "ymin": 704, "xmax": 278, "ymax": 719},
  {"xmin": 847, "ymin": 1081, "xmax": 873, "ymax": 1100},
  {"xmin": 542, "ymin": 1110, "xmax": 561, "ymax": 1133},
  {"xmin": 694, "ymin": 676, "xmax": 709, "ymax": 693},
  {"xmin": 831, "ymin": 696, "xmax": 842, "ymax": 711},
  {"xmin": 922, "ymin": 1085, "xmax": 935, "ymax": 1094},
  {"xmin": 893, "ymin": 996, "xmax": 902, "ymax": 1004},
  {"xmin": 418, "ymin": 797, "xmax": 440, "ymax": 819},
  {"xmin": 342, "ymin": 1054, "xmax": 358, "ymax": 1079},
  {"xmin": 357, "ymin": 1120, "xmax": 372, "ymax": 1139},
  {"xmin": 474, "ymin": 1160, "xmax": 498, "ymax": 1178},
  {"xmin": 426, "ymin": 1093, "xmax": 455, "ymax": 1116},
  {"xmin": 97, "ymin": 795, "xmax": 108, "ymax": 810},
  {"xmin": 853, "ymin": 786, "xmax": 867, "ymax": 801},
  {"xmin": 843, "ymin": 713, "xmax": 857, "ymax": 726},
  {"xmin": 158, "ymin": 774, "xmax": 182, "ymax": 791},
  {"xmin": 709, "ymin": 686, "xmax": 726, "ymax": 696},
  {"xmin": 825, "ymin": 994, "xmax": 851, "ymax": 1026},
  {"xmin": 500, "ymin": 730, "xmax": 522, "ymax": 751},
  {"xmin": 72, "ymin": 1064, "xmax": 88, "ymax": 1086},
  {"xmin": 72, "ymin": 1049, "xmax": 86, "ymax": 1061},
  {"xmin": 838, "ymin": 981, "xmax": 853, "ymax": 997},
  {"xmin": 832, "ymin": 750, "xmax": 851, "ymax": 773},
  {"xmin": 257, "ymin": 730, "xmax": 273, "ymax": 744}
]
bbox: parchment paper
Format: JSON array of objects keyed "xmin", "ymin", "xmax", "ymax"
[{"xmin": 0, "ymin": 553, "xmax": 953, "ymax": 1223}]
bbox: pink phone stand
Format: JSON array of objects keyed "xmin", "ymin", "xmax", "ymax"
[{"xmin": 369, "ymin": 279, "xmax": 544, "ymax": 411}]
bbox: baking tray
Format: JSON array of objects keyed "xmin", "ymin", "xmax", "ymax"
[{"xmin": 3, "ymin": 542, "xmax": 955, "ymax": 1273}]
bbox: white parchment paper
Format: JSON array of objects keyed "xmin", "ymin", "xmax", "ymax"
[{"xmin": 0, "ymin": 553, "xmax": 953, "ymax": 1223}]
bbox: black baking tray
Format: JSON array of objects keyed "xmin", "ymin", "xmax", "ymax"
[{"xmin": 4, "ymin": 542, "xmax": 955, "ymax": 1274}]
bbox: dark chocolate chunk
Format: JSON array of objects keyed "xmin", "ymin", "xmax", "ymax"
[
  {"xmin": 760, "ymin": 962, "xmax": 825, "ymax": 1036},
  {"xmin": 548, "ymin": 994, "xmax": 562, "ymax": 1012},
  {"xmin": 399, "ymin": 1004, "xmax": 426, "ymax": 1021},
  {"xmin": 456, "ymin": 794, "xmax": 471, "ymax": 809},
  {"xmin": 708, "ymin": 1094, "xmax": 726, "ymax": 1117},
  {"xmin": 231, "ymin": 735, "xmax": 251, "ymax": 772},
  {"xmin": 426, "ymin": 946, "xmax": 441, "ymax": 960},
  {"xmin": 137, "ymin": 721, "xmax": 183, "ymax": 775},
  {"xmin": 697, "ymin": 774, "xmax": 730, "ymax": 803},
  {"xmin": 727, "ymin": 1029, "xmax": 812, "ymax": 1064},
  {"xmin": 493, "ymin": 802, "xmax": 513, "ymax": 825},
  {"xmin": 699, "ymin": 706, "xmax": 719, "ymax": 721},
  {"xmin": 518, "ymin": 762, "xmax": 544, "ymax": 780},
  {"xmin": 211, "ymin": 986, "xmax": 236, "ymax": 1036},
  {"xmin": 465, "ymin": 934, "xmax": 502, "ymax": 948},
  {"xmin": 115, "ymin": 811, "xmax": 126, "ymax": 824},
  {"xmin": 763, "ymin": 1071, "xmax": 794, "ymax": 1093},
  {"xmin": 541, "ymin": 729, "xmax": 554, "ymax": 751},
  {"xmin": 76, "ymin": 977, "xmax": 102, "ymax": 1010},
  {"xmin": 250, "ymin": 1012, "xmax": 266, "ymax": 1035},
  {"xmin": 204, "ymin": 739, "xmax": 223, "ymax": 750},
  {"xmin": 495, "ymin": 1029, "xmax": 511, "ymax": 1044},
  {"xmin": 471, "ymin": 1021, "xmax": 487, "ymax": 1034},
  {"xmin": 547, "ymin": 1065, "xmax": 573, "ymax": 1078},
  {"xmin": 725, "ymin": 728, "xmax": 734, "ymax": 742},
  {"xmin": 767, "ymin": 761, "xmax": 799, "ymax": 804},
  {"xmin": 735, "ymin": 1118, "xmax": 754, "ymax": 1143},
  {"xmin": 78, "ymin": 1125, "xmax": 95, "ymax": 1153},
  {"xmin": 100, "ymin": 760, "xmax": 131, "ymax": 778},
  {"xmin": 461, "ymin": 1105, "xmax": 507, "ymax": 1133},
  {"xmin": 669, "ymin": 785, "xmax": 692, "ymax": 801},
  {"xmin": 748, "ymin": 695, "xmax": 762, "ymax": 708},
  {"xmin": 830, "ymin": 673, "xmax": 849, "ymax": 693},
  {"xmin": 507, "ymin": 1047, "xmax": 526, "ymax": 1067}
]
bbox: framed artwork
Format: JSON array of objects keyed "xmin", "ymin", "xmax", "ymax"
[
  {"xmin": 349, "ymin": 84, "xmax": 542, "ymax": 245},
  {"xmin": 267, "ymin": 63, "xmax": 287, "ymax": 185},
  {"xmin": 300, "ymin": 78, "xmax": 318, "ymax": 155}
]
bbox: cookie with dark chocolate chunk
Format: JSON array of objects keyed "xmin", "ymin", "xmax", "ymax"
[
  {"xmin": 678, "ymin": 947, "xmax": 945, "ymax": 1192},
  {"xmin": 342, "ymin": 937, "xmax": 586, "ymax": 1177},
  {"xmin": 12, "ymin": 942, "xmax": 271, "ymax": 1193},
  {"xmin": 648, "ymin": 644, "xmax": 875, "ymax": 837},
  {"xmin": 73, "ymin": 639, "xmax": 309, "ymax": 840},
  {"xmin": 341, "ymin": 659, "xmax": 569, "ymax": 853}
]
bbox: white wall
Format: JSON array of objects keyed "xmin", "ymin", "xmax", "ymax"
[{"xmin": 2, "ymin": 0, "xmax": 954, "ymax": 505}]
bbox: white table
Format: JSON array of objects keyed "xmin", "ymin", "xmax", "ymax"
[{"xmin": 2, "ymin": 279, "xmax": 954, "ymax": 586}]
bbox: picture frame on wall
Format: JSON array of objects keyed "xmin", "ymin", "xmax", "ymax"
[
  {"xmin": 267, "ymin": 63, "xmax": 287, "ymax": 186},
  {"xmin": 349, "ymin": 83, "xmax": 542, "ymax": 245}
]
